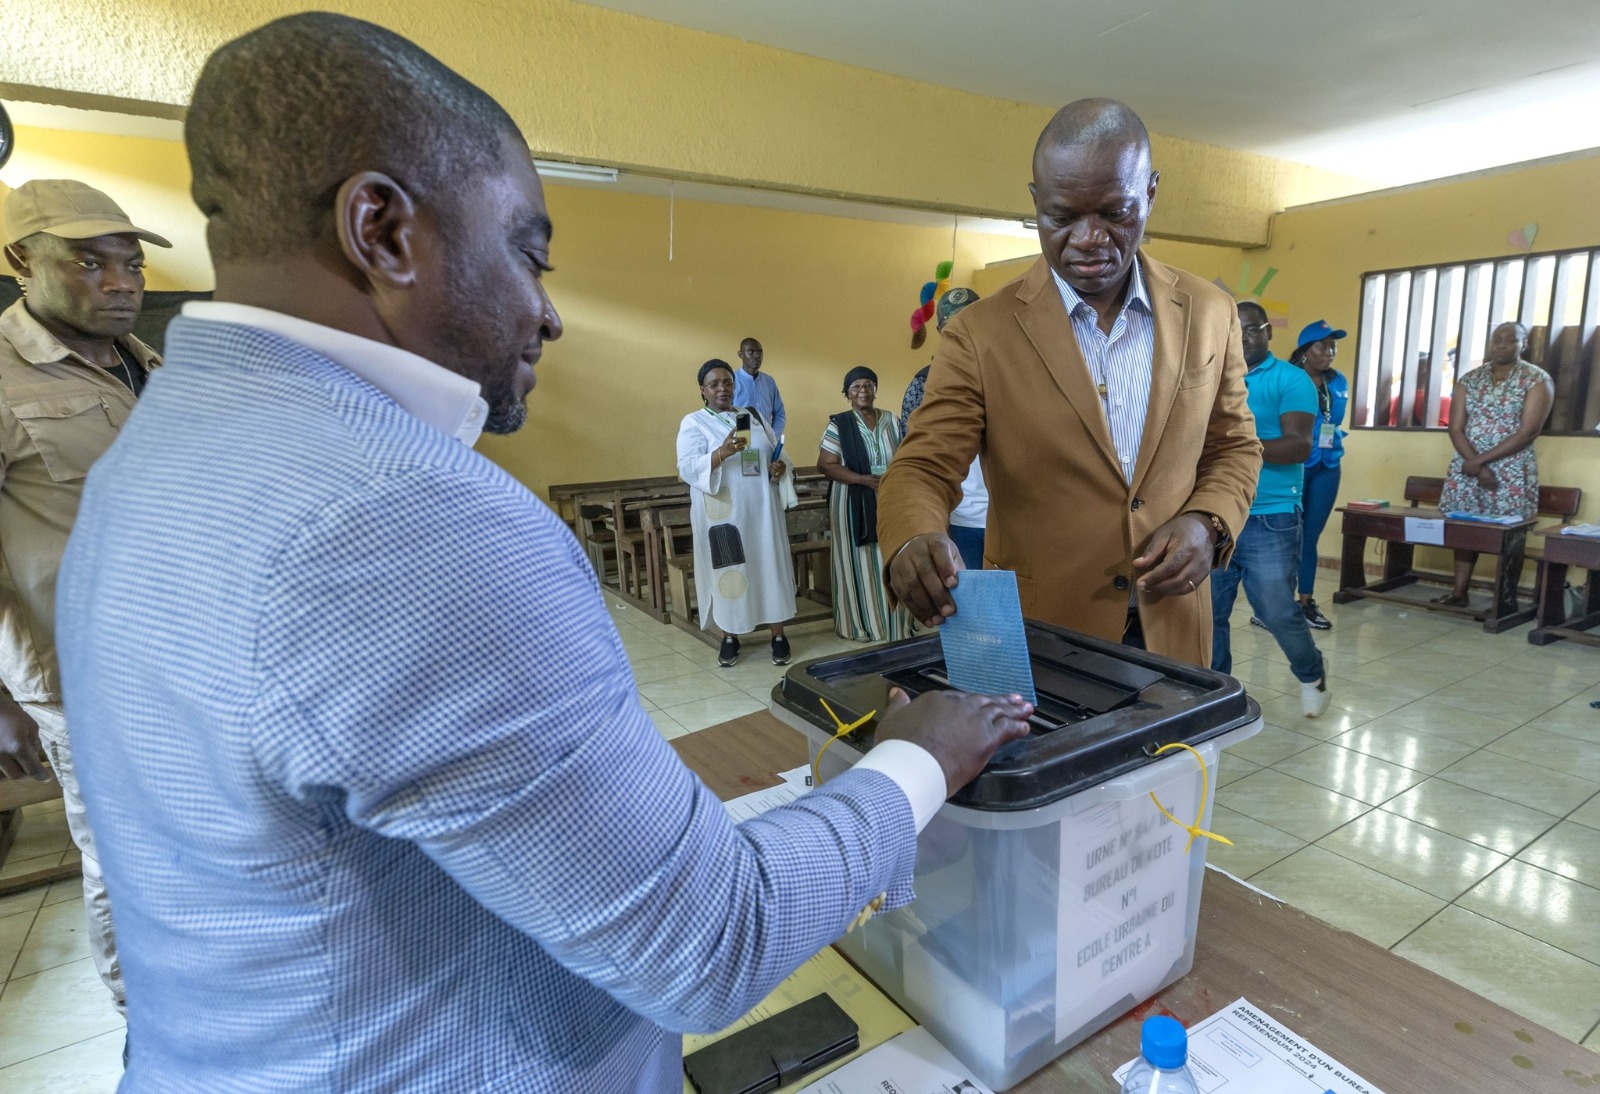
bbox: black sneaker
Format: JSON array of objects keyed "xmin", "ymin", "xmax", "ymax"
[
  {"xmin": 717, "ymin": 635, "xmax": 740, "ymax": 667},
  {"xmin": 1248, "ymin": 616, "xmax": 1267, "ymax": 629},
  {"xmin": 771, "ymin": 635, "xmax": 791, "ymax": 665},
  {"xmin": 1302, "ymin": 599, "xmax": 1332, "ymax": 630}
]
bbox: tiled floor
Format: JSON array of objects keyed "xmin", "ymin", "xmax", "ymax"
[{"xmin": 3, "ymin": 589, "xmax": 1598, "ymax": 1087}]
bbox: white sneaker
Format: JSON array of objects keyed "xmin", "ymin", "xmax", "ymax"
[{"xmin": 1299, "ymin": 677, "xmax": 1331, "ymax": 719}]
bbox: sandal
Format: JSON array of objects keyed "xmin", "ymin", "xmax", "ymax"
[{"xmin": 1430, "ymin": 593, "xmax": 1470, "ymax": 608}]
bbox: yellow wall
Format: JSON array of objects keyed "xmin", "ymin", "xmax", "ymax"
[
  {"xmin": 1, "ymin": 125, "xmax": 210, "ymax": 291},
  {"xmin": 481, "ymin": 185, "xmax": 1038, "ymax": 498},
  {"xmin": 1, "ymin": 122, "xmax": 1041, "ymax": 500},
  {"xmin": 4, "ymin": 0, "xmax": 1369, "ymax": 246},
  {"xmin": 1252, "ymin": 152, "xmax": 1600, "ymax": 577}
]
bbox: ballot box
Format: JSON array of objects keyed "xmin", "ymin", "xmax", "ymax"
[{"xmin": 769, "ymin": 621, "xmax": 1262, "ymax": 1090}]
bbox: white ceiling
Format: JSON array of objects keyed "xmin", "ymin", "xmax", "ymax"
[
  {"xmin": 3, "ymin": 101, "xmax": 183, "ymax": 142},
  {"xmin": 580, "ymin": 0, "xmax": 1600, "ymax": 188}
]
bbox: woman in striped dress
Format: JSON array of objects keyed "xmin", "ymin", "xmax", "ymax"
[{"xmin": 817, "ymin": 367, "xmax": 912, "ymax": 643}]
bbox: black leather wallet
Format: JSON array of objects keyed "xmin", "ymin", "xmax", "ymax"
[{"xmin": 682, "ymin": 993, "xmax": 860, "ymax": 1094}]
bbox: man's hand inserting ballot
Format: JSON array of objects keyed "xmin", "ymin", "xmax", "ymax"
[
  {"xmin": 875, "ymin": 687, "xmax": 1033, "ymax": 797},
  {"xmin": 887, "ymin": 531, "xmax": 965, "ymax": 627}
]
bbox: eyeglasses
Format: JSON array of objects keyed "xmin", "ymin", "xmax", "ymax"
[{"xmin": 1240, "ymin": 323, "xmax": 1270, "ymax": 336}]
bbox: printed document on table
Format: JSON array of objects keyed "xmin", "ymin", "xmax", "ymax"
[
  {"xmin": 941, "ymin": 569, "xmax": 1037, "ymax": 704},
  {"xmin": 793, "ymin": 1026, "xmax": 994, "ymax": 1094},
  {"xmin": 1403, "ymin": 516, "xmax": 1446, "ymax": 545},
  {"xmin": 723, "ymin": 765, "xmax": 813, "ymax": 822},
  {"xmin": 1112, "ymin": 998, "xmax": 1389, "ymax": 1094}
]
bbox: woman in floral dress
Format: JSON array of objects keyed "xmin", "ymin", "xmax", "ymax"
[{"xmin": 1433, "ymin": 322, "xmax": 1554, "ymax": 606}]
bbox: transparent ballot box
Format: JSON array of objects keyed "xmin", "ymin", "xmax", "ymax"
[{"xmin": 768, "ymin": 622, "xmax": 1261, "ymax": 1090}]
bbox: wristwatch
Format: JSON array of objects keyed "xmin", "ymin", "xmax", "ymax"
[{"xmin": 1198, "ymin": 511, "xmax": 1232, "ymax": 565}]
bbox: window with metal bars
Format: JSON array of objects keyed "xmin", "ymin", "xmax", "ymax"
[{"xmin": 1352, "ymin": 247, "xmax": 1600, "ymax": 435}]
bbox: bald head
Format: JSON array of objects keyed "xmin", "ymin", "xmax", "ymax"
[
  {"xmin": 1028, "ymin": 99, "xmax": 1158, "ymax": 314},
  {"xmin": 1033, "ymin": 98, "xmax": 1150, "ymax": 168}
]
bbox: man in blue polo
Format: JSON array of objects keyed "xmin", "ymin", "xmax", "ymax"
[{"xmin": 1211, "ymin": 301, "xmax": 1331, "ymax": 718}]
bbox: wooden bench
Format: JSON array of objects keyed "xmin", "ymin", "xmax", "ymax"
[
  {"xmin": 1401, "ymin": 476, "xmax": 1583, "ymax": 560},
  {"xmin": 1529, "ymin": 529, "xmax": 1600, "ymax": 647},
  {"xmin": 547, "ymin": 475, "xmax": 679, "ymax": 531},
  {"xmin": 1331, "ymin": 477, "xmax": 1583, "ymax": 632},
  {"xmin": 665, "ymin": 498, "xmax": 834, "ymax": 644},
  {"xmin": 0, "ymin": 773, "xmax": 79, "ymax": 898}
]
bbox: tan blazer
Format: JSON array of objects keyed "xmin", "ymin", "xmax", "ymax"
[{"xmin": 878, "ymin": 253, "xmax": 1261, "ymax": 666}]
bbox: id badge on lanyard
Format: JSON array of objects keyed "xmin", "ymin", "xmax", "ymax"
[
  {"xmin": 1317, "ymin": 420, "xmax": 1338, "ymax": 449},
  {"xmin": 740, "ymin": 447, "xmax": 763, "ymax": 477}
]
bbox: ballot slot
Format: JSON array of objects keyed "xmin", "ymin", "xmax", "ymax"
[{"xmin": 882, "ymin": 649, "xmax": 1162, "ymax": 733}]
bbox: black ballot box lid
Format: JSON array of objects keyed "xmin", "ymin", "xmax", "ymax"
[{"xmin": 774, "ymin": 620, "xmax": 1260, "ymax": 812}]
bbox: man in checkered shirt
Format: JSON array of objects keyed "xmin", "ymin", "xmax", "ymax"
[{"xmin": 55, "ymin": 13, "xmax": 1032, "ymax": 1092}]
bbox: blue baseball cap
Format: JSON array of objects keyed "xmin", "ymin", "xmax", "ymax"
[{"xmin": 1297, "ymin": 320, "xmax": 1347, "ymax": 350}]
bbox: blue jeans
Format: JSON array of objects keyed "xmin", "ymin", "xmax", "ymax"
[
  {"xmin": 1211, "ymin": 511, "xmax": 1326, "ymax": 683},
  {"xmin": 1300, "ymin": 461, "xmax": 1341, "ymax": 597},
  {"xmin": 948, "ymin": 524, "xmax": 986, "ymax": 570}
]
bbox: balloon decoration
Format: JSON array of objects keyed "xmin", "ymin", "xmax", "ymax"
[
  {"xmin": 909, "ymin": 260, "xmax": 954, "ymax": 350},
  {"xmin": 1214, "ymin": 260, "xmax": 1288, "ymax": 328}
]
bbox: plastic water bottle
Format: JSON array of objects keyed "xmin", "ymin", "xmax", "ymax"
[{"xmin": 1119, "ymin": 1015, "xmax": 1201, "ymax": 1093}]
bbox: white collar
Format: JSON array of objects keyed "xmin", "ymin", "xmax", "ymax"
[{"xmin": 181, "ymin": 301, "xmax": 489, "ymax": 446}]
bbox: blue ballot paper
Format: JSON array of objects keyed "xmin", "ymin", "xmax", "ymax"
[{"xmin": 939, "ymin": 569, "xmax": 1038, "ymax": 705}]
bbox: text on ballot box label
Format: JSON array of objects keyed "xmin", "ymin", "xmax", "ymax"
[
  {"xmin": 1055, "ymin": 765, "xmax": 1198, "ymax": 1041},
  {"xmin": 1403, "ymin": 516, "xmax": 1446, "ymax": 545}
]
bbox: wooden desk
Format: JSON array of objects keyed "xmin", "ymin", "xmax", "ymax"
[
  {"xmin": 1530, "ymin": 530, "xmax": 1600, "ymax": 648},
  {"xmin": 1332, "ymin": 506, "xmax": 1537, "ymax": 633},
  {"xmin": 674, "ymin": 712, "xmax": 1600, "ymax": 1093}
]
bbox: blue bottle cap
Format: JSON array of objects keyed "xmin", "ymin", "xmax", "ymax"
[{"xmin": 1141, "ymin": 1015, "xmax": 1188, "ymax": 1069}]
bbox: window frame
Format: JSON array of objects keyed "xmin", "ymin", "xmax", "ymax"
[{"xmin": 1351, "ymin": 243, "xmax": 1600, "ymax": 437}]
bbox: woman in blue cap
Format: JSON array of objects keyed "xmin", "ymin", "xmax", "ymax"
[{"xmin": 1291, "ymin": 320, "xmax": 1348, "ymax": 630}]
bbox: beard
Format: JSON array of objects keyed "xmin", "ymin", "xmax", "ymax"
[
  {"xmin": 481, "ymin": 369, "xmax": 528, "ymax": 435},
  {"xmin": 428, "ymin": 261, "xmax": 533, "ymax": 436}
]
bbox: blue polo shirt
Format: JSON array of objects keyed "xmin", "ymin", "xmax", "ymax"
[{"xmin": 1245, "ymin": 352, "xmax": 1319, "ymax": 515}]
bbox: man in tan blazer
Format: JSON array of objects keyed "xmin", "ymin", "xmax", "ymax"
[{"xmin": 880, "ymin": 99, "xmax": 1261, "ymax": 666}]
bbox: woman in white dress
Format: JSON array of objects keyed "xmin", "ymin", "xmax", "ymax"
[{"xmin": 676, "ymin": 359, "xmax": 797, "ymax": 667}]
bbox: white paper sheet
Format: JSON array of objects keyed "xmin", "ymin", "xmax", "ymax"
[
  {"xmin": 1404, "ymin": 516, "xmax": 1446, "ymax": 545},
  {"xmin": 793, "ymin": 1027, "xmax": 994, "ymax": 1094},
  {"xmin": 723, "ymin": 766, "xmax": 813, "ymax": 821},
  {"xmin": 1112, "ymin": 998, "xmax": 1389, "ymax": 1094}
]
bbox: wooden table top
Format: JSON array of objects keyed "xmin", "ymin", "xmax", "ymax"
[
  {"xmin": 1536, "ymin": 528, "xmax": 1600, "ymax": 565},
  {"xmin": 673, "ymin": 711, "xmax": 1600, "ymax": 1093},
  {"xmin": 1337, "ymin": 505, "xmax": 1536, "ymax": 528}
]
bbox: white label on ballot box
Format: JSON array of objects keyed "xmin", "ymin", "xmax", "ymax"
[
  {"xmin": 1403, "ymin": 516, "xmax": 1446, "ymax": 545},
  {"xmin": 1056, "ymin": 770, "xmax": 1197, "ymax": 1041}
]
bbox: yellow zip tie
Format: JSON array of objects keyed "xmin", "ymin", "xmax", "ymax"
[
  {"xmin": 1147, "ymin": 741, "xmax": 1233, "ymax": 853},
  {"xmin": 813, "ymin": 698, "xmax": 876, "ymax": 788}
]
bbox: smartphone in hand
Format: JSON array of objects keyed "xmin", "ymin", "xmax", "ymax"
[{"xmin": 735, "ymin": 412, "xmax": 752, "ymax": 445}]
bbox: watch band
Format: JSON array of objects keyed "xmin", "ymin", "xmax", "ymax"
[{"xmin": 1198, "ymin": 511, "xmax": 1232, "ymax": 565}]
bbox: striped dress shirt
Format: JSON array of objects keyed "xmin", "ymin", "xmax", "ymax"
[{"xmin": 1050, "ymin": 262, "xmax": 1154, "ymax": 482}]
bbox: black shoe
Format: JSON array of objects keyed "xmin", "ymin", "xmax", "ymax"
[
  {"xmin": 1248, "ymin": 616, "xmax": 1267, "ymax": 629},
  {"xmin": 1302, "ymin": 600, "xmax": 1332, "ymax": 630},
  {"xmin": 771, "ymin": 635, "xmax": 791, "ymax": 665},
  {"xmin": 717, "ymin": 635, "xmax": 740, "ymax": 667}
]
